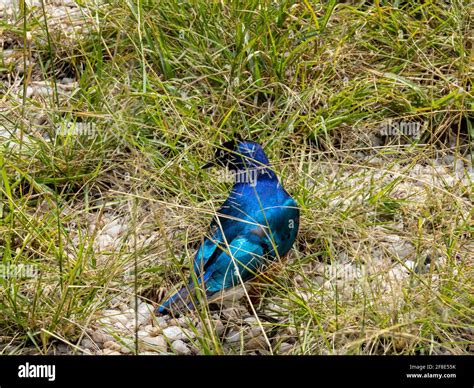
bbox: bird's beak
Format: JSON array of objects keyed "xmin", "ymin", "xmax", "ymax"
[{"xmin": 201, "ymin": 160, "xmax": 215, "ymax": 169}]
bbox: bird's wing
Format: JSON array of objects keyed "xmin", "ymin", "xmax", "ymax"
[
  {"xmin": 193, "ymin": 195, "xmax": 298, "ymax": 277},
  {"xmin": 192, "ymin": 208, "xmax": 224, "ymax": 271},
  {"xmin": 192, "ymin": 199, "xmax": 251, "ymax": 274},
  {"xmin": 254, "ymin": 196, "xmax": 300, "ymax": 249},
  {"xmin": 158, "ymin": 223, "xmax": 270, "ymax": 314},
  {"xmin": 202, "ymin": 231, "xmax": 271, "ymax": 293}
]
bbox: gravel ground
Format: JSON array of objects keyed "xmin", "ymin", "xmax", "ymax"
[
  {"xmin": 1, "ymin": 0, "xmax": 472, "ymax": 355},
  {"xmin": 56, "ymin": 155, "xmax": 470, "ymax": 356}
]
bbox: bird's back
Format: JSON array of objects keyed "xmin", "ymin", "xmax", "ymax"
[{"xmin": 197, "ymin": 177, "xmax": 299, "ymax": 276}]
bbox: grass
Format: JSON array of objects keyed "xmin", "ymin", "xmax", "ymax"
[{"xmin": 0, "ymin": 0, "xmax": 472, "ymax": 355}]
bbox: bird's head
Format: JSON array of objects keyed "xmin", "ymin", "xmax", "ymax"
[{"xmin": 202, "ymin": 140, "xmax": 271, "ymax": 172}]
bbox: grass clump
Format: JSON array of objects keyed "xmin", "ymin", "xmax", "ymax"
[{"xmin": 0, "ymin": 0, "xmax": 472, "ymax": 355}]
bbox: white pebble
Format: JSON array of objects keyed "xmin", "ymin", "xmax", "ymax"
[
  {"xmin": 154, "ymin": 316, "xmax": 169, "ymax": 329},
  {"xmin": 279, "ymin": 342, "xmax": 293, "ymax": 354},
  {"xmin": 103, "ymin": 340, "xmax": 121, "ymax": 352},
  {"xmin": 214, "ymin": 320, "xmax": 225, "ymax": 336},
  {"xmin": 140, "ymin": 336, "xmax": 167, "ymax": 353},
  {"xmin": 176, "ymin": 316, "xmax": 190, "ymax": 327},
  {"xmin": 137, "ymin": 330, "xmax": 149, "ymax": 339},
  {"xmin": 80, "ymin": 338, "xmax": 95, "ymax": 350},
  {"xmin": 225, "ymin": 330, "xmax": 241, "ymax": 343},
  {"xmin": 171, "ymin": 340, "xmax": 191, "ymax": 355},
  {"xmin": 118, "ymin": 338, "xmax": 135, "ymax": 353},
  {"xmin": 147, "ymin": 327, "xmax": 162, "ymax": 337},
  {"xmin": 97, "ymin": 234, "xmax": 114, "ymax": 250},
  {"xmin": 104, "ymin": 224, "xmax": 123, "ymax": 238},
  {"xmin": 243, "ymin": 316, "xmax": 259, "ymax": 325},
  {"xmin": 92, "ymin": 331, "xmax": 114, "ymax": 344},
  {"xmin": 162, "ymin": 326, "xmax": 185, "ymax": 341},
  {"xmin": 60, "ymin": 77, "xmax": 74, "ymax": 85},
  {"xmin": 197, "ymin": 318, "xmax": 225, "ymax": 336},
  {"xmin": 245, "ymin": 336, "xmax": 267, "ymax": 351},
  {"xmin": 137, "ymin": 303, "xmax": 153, "ymax": 326},
  {"xmin": 405, "ymin": 260, "xmax": 416, "ymax": 271},
  {"xmin": 110, "ymin": 313, "xmax": 129, "ymax": 325},
  {"xmin": 100, "ymin": 310, "xmax": 127, "ymax": 325},
  {"xmin": 102, "ymin": 349, "xmax": 121, "ymax": 355}
]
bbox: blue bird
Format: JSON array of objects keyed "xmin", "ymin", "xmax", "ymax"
[{"xmin": 156, "ymin": 140, "xmax": 299, "ymax": 315}]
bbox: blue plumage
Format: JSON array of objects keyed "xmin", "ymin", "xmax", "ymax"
[{"xmin": 156, "ymin": 141, "xmax": 299, "ymax": 315}]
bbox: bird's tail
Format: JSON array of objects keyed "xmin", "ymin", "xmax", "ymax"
[
  {"xmin": 156, "ymin": 285, "xmax": 194, "ymax": 315},
  {"xmin": 156, "ymin": 272, "xmax": 213, "ymax": 315}
]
